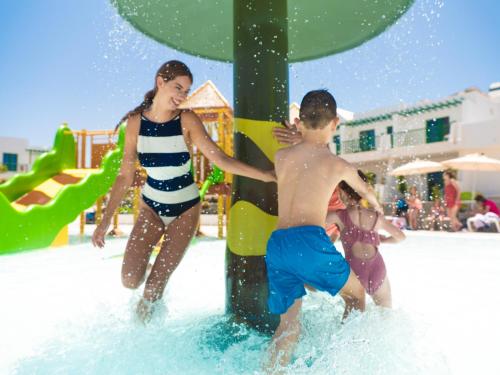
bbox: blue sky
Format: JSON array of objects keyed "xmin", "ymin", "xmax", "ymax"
[{"xmin": 0, "ymin": 0, "xmax": 498, "ymax": 147}]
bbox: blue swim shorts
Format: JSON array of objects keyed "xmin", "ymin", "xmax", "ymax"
[{"xmin": 265, "ymin": 225, "xmax": 351, "ymax": 315}]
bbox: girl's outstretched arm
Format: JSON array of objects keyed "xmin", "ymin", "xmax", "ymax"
[
  {"xmin": 92, "ymin": 115, "xmax": 140, "ymax": 248},
  {"xmin": 378, "ymin": 216, "xmax": 406, "ymax": 243},
  {"xmin": 181, "ymin": 111, "xmax": 275, "ymax": 183}
]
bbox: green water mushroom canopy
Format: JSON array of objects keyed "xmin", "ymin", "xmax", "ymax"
[{"xmin": 112, "ymin": 0, "xmax": 414, "ymax": 63}]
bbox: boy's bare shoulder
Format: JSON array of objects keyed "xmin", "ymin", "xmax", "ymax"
[
  {"xmin": 326, "ymin": 152, "xmax": 350, "ymax": 171},
  {"xmin": 275, "ymin": 145, "xmax": 294, "ymax": 161}
]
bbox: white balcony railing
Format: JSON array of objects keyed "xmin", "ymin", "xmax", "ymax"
[{"xmin": 340, "ymin": 127, "xmax": 454, "ymax": 155}]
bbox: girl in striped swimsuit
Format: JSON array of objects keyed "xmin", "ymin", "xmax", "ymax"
[{"xmin": 92, "ymin": 61, "xmax": 275, "ymax": 321}]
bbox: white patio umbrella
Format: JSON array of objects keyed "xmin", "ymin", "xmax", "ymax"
[
  {"xmin": 389, "ymin": 159, "xmax": 445, "ymax": 176},
  {"xmin": 442, "ymin": 153, "xmax": 500, "ymax": 171},
  {"xmin": 442, "ymin": 153, "xmax": 500, "ymax": 200}
]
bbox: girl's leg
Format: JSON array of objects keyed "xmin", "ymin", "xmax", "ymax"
[
  {"xmin": 340, "ymin": 269, "xmax": 366, "ymax": 320},
  {"xmin": 409, "ymin": 209, "xmax": 417, "ymax": 229},
  {"xmin": 371, "ymin": 278, "xmax": 392, "ymax": 308},
  {"xmin": 142, "ymin": 202, "xmax": 201, "ymax": 302},
  {"xmin": 121, "ymin": 203, "xmax": 165, "ymax": 289},
  {"xmin": 448, "ymin": 206, "xmax": 461, "ymax": 231}
]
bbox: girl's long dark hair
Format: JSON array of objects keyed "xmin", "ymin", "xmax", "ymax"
[{"xmin": 115, "ymin": 60, "xmax": 193, "ymax": 130}]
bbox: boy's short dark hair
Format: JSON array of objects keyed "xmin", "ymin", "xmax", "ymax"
[{"xmin": 299, "ymin": 89, "xmax": 337, "ymax": 129}]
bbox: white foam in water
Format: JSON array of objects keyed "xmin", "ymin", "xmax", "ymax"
[{"xmin": 0, "ymin": 231, "xmax": 499, "ymax": 374}]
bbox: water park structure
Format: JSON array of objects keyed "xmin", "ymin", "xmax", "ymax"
[{"xmin": 112, "ymin": 0, "xmax": 415, "ymax": 332}]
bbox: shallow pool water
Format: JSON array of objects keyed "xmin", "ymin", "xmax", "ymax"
[{"xmin": 1, "ymin": 231, "xmax": 499, "ymax": 374}]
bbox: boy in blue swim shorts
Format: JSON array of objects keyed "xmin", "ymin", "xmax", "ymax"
[{"xmin": 265, "ymin": 90, "xmax": 383, "ymax": 372}]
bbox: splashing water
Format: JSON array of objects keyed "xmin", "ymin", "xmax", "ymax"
[{"xmin": 1, "ymin": 231, "xmax": 499, "ymax": 374}]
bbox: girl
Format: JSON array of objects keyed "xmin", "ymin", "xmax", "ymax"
[
  {"xmin": 406, "ymin": 185, "xmax": 422, "ymax": 230},
  {"xmin": 92, "ymin": 60, "xmax": 275, "ymax": 321},
  {"xmin": 326, "ymin": 171, "xmax": 405, "ymax": 308},
  {"xmin": 443, "ymin": 170, "xmax": 462, "ymax": 231}
]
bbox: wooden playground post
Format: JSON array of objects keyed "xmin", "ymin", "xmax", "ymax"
[
  {"xmin": 113, "ymin": 211, "xmax": 119, "ymax": 231},
  {"xmin": 223, "ymin": 112, "xmax": 232, "ymax": 228},
  {"xmin": 95, "ymin": 196, "xmax": 103, "ymax": 225},
  {"xmin": 80, "ymin": 129, "xmax": 87, "ymax": 168},
  {"xmin": 216, "ymin": 110, "xmax": 225, "ymax": 238},
  {"xmin": 217, "ymin": 195, "xmax": 224, "ymax": 238},
  {"xmin": 79, "ymin": 211, "xmax": 85, "ymax": 236}
]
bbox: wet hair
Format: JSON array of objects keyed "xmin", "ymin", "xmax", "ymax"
[
  {"xmin": 444, "ymin": 170, "xmax": 455, "ymax": 179},
  {"xmin": 299, "ymin": 89, "xmax": 337, "ymax": 129},
  {"xmin": 475, "ymin": 194, "xmax": 486, "ymax": 203},
  {"xmin": 339, "ymin": 170, "xmax": 368, "ymax": 202},
  {"xmin": 115, "ymin": 60, "xmax": 193, "ymax": 130}
]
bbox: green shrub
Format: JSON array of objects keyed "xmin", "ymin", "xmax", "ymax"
[
  {"xmin": 396, "ymin": 176, "xmax": 407, "ymax": 195},
  {"xmin": 431, "ymin": 184, "xmax": 442, "ymax": 200}
]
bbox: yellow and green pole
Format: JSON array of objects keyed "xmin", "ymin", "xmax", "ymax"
[{"xmin": 227, "ymin": 0, "xmax": 288, "ymax": 333}]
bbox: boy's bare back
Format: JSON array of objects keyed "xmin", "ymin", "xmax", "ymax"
[{"xmin": 275, "ymin": 142, "xmax": 353, "ymax": 229}]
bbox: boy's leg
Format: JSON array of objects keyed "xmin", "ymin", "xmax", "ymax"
[
  {"xmin": 266, "ymin": 298, "xmax": 302, "ymax": 373},
  {"xmin": 372, "ymin": 278, "xmax": 392, "ymax": 308},
  {"xmin": 339, "ymin": 269, "xmax": 365, "ymax": 320}
]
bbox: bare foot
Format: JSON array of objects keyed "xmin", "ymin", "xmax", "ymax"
[{"xmin": 136, "ymin": 298, "xmax": 154, "ymax": 324}]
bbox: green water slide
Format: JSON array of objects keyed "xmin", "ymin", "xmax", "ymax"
[{"xmin": 0, "ymin": 124, "xmax": 125, "ymax": 255}]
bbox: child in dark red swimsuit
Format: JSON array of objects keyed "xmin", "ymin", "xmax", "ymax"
[
  {"xmin": 327, "ymin": 171, "xmax": 405, "ymax": 308},
  {"xmin": 443, "ymin": 170, "xmax": 462, "ymax": 231}
]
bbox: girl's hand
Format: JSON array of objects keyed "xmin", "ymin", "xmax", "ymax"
[
  {"xmin": 379, "ymin": 234, "xmax": 390, "ymax": 243},
  {"xmin": 92, "ymin": 221, "xmax": 110, "ymax": 248},
  {"xmin": 272, "ymin": 119, "xmax": 302, "ymax": 145},
  {"xmin": 263, "ymin": 169, "xmax": 277, "ymax": 183},
  {"xmin": 374, "ymin": 204, "xmax": 384, "ymax": 215}
]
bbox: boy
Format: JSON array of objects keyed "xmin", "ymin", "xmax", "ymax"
[{"xmin": 266, "ymin": 90, "xmax": 383, "ymax": 371}]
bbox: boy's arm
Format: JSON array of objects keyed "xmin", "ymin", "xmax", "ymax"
[{"xmin": 339, "ymin": 160, "xmax": 383, "ymax": 214}]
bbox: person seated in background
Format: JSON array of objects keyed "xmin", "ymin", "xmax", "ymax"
[
  {"xmin": 467, "ymin": 194, "xmax": 500, "ymax": 232},
  {"xmin": 406, "ymin": 186, "xmax": 423, "ymax": 230},
  {"xmin": 423, "ymin": 197, "xmax": 450, "ymax": 231},
  {"xmin": 391, "ymin": 194, "xmax": 408, "ymax": 229}
]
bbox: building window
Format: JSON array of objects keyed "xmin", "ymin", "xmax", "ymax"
[
  {"xmin": 359, "ymin": 130, "xmax": 376, "ymax": 151},
  {"xmin": 2, "ymin": 153, "xmax": 18, "ymax": 171},
  {"xmin": 333, "ymin": 135, "xmax": 341, "ymax": 154},
  {"xmin": 386, "ymin": 126, "xmax": 393, "ymax": 147},
  {"xmin": 426, "ymin": 117, "xmax": 450, "ymax": 143}
]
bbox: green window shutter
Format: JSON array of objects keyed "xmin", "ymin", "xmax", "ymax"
[
  {"xmin": 387, "ymin": 126, "xmax": 393, "ymax": 147},
  {"xmin": 333, "ymin": 135, "xmax": 341, "ymax": 154},
  {"xmin": 2, "ymin": 153, "xmax": 18, "ymax": 171},
  {"xmin": 426, "ymin": 117, "xmax": 450, "ymax": 143},
  {"xmin": 359, "ymin": 130, "xmax": 376, "ymax": 151}
]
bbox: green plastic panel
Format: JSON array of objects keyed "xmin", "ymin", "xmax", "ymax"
[
  {"xmin": 112, "ymin": 0, "xmax": 413, "ymax": 63},
  {"xmin": 0, "ymin": 125, "xmax": 126, "ymax": 255}
]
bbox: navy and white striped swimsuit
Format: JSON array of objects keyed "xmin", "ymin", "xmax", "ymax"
[{"xmin": 137, "ymin": 114, "xmax": 200, "ymax": 224}]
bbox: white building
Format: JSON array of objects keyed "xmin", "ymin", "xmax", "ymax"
[
  {"xmin": 0, "ymin": 136, "xmax": 48, "ymax": 181},
  {"xmin": 335, "ymin": 83, "xmax": 500, "ymax": 202},
  {"xmin": 289, "ymin": 102, "xmax": 354, "ymax": 123}
]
